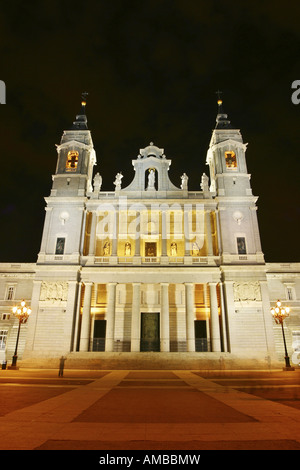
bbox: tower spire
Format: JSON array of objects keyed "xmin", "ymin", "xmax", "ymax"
[
  {"xmin": 214, "ymin": 91, "xmax": 232, "ymax": 129},
  {"xmin": 71, "ymin": 92, "xmax": 89, "ymax": 130}
]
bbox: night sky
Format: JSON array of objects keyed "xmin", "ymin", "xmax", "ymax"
[{"xmin": 0, "ymin": 1, "xmax": 299, "ymax": 263}]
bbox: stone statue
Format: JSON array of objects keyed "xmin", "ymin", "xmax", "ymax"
[
  {"xmin": 147, "ymin": 169, "xmax": 155, "ymax": 190},
  {"xmin": 180, "ymin": 173, "xmax": 188, "ymax": 190},
  {"xmin": 103, "ymin": 241, "xmax": 110, "ymax": 255},
  {"xmin": 192, "ymin": 243, "xmax": 200, "ymax": 256},
  {"xmin": 93, "ymin": 172, "xmax": 102, "ymax": 192},
  {"xmin": 171, "ymin": 242, "xmax": 177, "ymax": 256},
  {"xmin": 125, "ymin": 242, "xmax": 131, "ymax": 256},
  {"xmin": 114, "ymin": 172, "xmax": 123, "ymax": 191},
  {"xmin": 201, "ymin": 173, "xmax": 209, "ymax": 192}
]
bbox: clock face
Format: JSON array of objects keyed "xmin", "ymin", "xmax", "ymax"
[{"xmin": 225, "ymin": 151, "xmax": 237, "ymax": 168}]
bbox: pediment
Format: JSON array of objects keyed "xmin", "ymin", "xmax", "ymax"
[{"xmin": 55, "ymin": 140, "xmax": 93, "ymax": 152}]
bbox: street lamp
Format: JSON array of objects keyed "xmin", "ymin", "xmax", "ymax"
[
  {"xmin": 11, "ymin": 300, "xmax": 31, "ymax": 368},
  {"xmin": 271, "ymin": 300, "xmax": 294, "ymax": 371}
]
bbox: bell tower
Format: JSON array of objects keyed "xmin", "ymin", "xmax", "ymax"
[
  {"xmin": 53, "ymin": 93, "xmax": 96, "ymax": 197},
  {"xmin": 37, "ymin": 94, "xmax": 96, "ymax": 264},
  {"xmin": 206, "ymin": 97, "xmax": 264, "ymax": 264}
]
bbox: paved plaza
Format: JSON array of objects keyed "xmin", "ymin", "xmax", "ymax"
[{"xmin": 0, "ymin": 367, "xmax": 299, "ymax": 450}]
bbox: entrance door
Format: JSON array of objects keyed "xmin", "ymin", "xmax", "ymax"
[
  {"xmin": 93, "ymin": 319, "xmax": 106, "ymax": 351},
  {"xmin": 194, "ymin": 320, "xmax": 209, "ymax": 352},
  {"xmin": 140, "ymin": 313, "xmax": 160, "ymax": 351}
]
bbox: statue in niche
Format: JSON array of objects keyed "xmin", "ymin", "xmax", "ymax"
[
  {"xmin": 201, "ymin": 173, "xmax": 209, "ymax": 192},
  {"xmin": 192, "ymin": 242, "xmax": 200, "ymax": 256},
  {"xmin": 125, "ymin": 242, "xmax": 131, "ymax": 256},
  {"xmin": 114, "ymin": 172, "xmax": 123, "ymax": 191},
  {"xmin": 180, "ymin": 173, "xmax": 188, "ymax": 190},
  {"xmin": 147, "ymin": 169, "xmax": 155, "ymax": 190},
  {"xmin": 103, "ymin": 241, "xmax": 110, "ymax": 255},
  {"xmin": 93, "ymin": 172, "xmax": 102, "ymax": 192},
  {"xmin": 171, "ymin": 242, "xmax": 177, "ymax": 256}
]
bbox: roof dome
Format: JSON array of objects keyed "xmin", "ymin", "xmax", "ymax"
[{"xmin": 139, "ymin": 142, "xmax": 165, "ymax": 159}]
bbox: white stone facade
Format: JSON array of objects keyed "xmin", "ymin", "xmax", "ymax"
[{"xmin": 0, "ymin": 101, "xmax": 299, "ymax": 368}]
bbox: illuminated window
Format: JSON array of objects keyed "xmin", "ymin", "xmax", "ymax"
[
  {"xmin": 66, "ymin": 150, "xmax": 79, "ymax": 171},
  {"xmin": 225, "ymin": 151, "xmax": 237, "ymax": 169}
]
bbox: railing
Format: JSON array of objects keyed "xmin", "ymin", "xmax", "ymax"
[
  {"xmin": 94, "ymin": 257, "xmax": 110, "ymax": 264},
  {"xmin": 140, "ymin": 340, "xmax": 160, "ymax": 352},
  {"xmin": 195, "ymin": 338, "xmax": 210, "ymax": 352},
  {"xmin": 114, "ymin": 340, "xmax": 131, "ymax": 352},
  {"xmin": 91, "ymin": 338, "xmax": 211, "ymax": 352},
  {"xmin": 91, "ymin": 338, "xmax": 105, "ymax": 351},
  {"xmin": 169, "ymin": 257, "xmax": 184, "ymax": 264},
  {"xmin": 117, "ymin": 257, "xmax": 133, "ymax": 264},
  {"xmin": 92, "ymin": 255, "xmax": 218, "ymax": 265},
  {"xmin": 192, "ymin": 257, "xmax": 208, "ymax": 264},
  {"xmin": 142, "ymin": 257, "xmax": 160, "ymax": 263}
]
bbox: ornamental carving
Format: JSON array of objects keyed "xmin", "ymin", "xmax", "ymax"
[
  {"xmin": 40, "ymin": 281, "xmax": 68, "ymax": 303},
  {"xmin": 233, "ymin": 281, "xmax": 261, "ymax": 302}
]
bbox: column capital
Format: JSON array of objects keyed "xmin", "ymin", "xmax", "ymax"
[
  {"xmin": 83, "ymin": 281, "xmax": 93, "ymax": 287},
  {"xmin": 160, "ymin": 282, "xmax": 169, "ymax": 287},
  {"xmin": 208, "ymin": 281, "xmax": 218, "ymax": 287}
]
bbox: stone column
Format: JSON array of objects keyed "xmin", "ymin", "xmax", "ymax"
[
  {"xmin": 161, "ymin": 209, "xmax": 168, "ymax": 257},
  {"xmin": 160, "ymin": 283, "xmax": 170, "ymax": 352},
  {"xmin": 63, "ymin": 281, "xmax": 79, "ymax": 352},
  {"xmin": 209, "ymin": 282, "xmax": 221, "ymax": 352},
  {"xmin": 112, "ymin": 209, "xmax": 119, "ymax": 256},
  {"xmin": 222, "ymin": 280, "xmax": 235, "ymax": 352},
  {"xmin": 260, "ymin": 280, "xmax": 277, "ymax": 356},
  {"xmin": 79, "ymin": 282, "xmax": 93, "ymax": 352},
  {"xmin": 205, "ymin": 210, "xmax": 213, "ymax": 256},
  {"xmin": 105, "ymin": 283, "xmax": 117, "ymax": 352},
  {"xmin": 88, "ymin": 211, "xmax": 97, "ymax": 256},
  {"xmin": 131, "ymin": 283, "xmax": 141, "ymax": 351},
  {"xmin": 185, "ymin": 283, "xmax": 195, "ymax": 352},
  {"xmin": 184, "ymin": 206, "xmax": 191, "ymax": 256},
  {"xmin": 135, "ymin": 211, "xmax": 140, "ymax": 256},
  {"xmin": 22, "ymin": 280, "xmax": 42, "ymax": 356},
  {"xmin": 39, "ymin": 207, "xmax": 53, "ymax": 254}
]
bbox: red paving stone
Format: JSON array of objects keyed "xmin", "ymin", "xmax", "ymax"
[
  {"xmin": 0, "ymin": 385, "xmax": 74, "ymax": 416},
  {"xmin": 36, "ymin": 438, "xmax": 300, "ymax": 450},
  {"xmin": 74, "ymin": 385, "xmax": 256, "ymax": 423},
  {"xmin": 0, "ymin": 369, "xmax": 300, "ymax": 450}
]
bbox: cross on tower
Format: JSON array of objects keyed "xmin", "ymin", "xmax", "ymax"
[
  {"xmin": 81, "ymin": 91, "xmax": 88, "ymax": 103},
  {"xmin": 215, "ymin": 90, "xmax": 223, "ymax": 100}
]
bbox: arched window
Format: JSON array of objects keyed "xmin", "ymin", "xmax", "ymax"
[
  {"xmin": 66, "ymin": 150, "xmax": 79, "ymax": 171},
  {"xmin": 225, "ymin": 151, "xmax": 237, "ymax": 169}
]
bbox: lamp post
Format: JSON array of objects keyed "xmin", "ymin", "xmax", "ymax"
[
  {"xmin": 271, "ymin": 300, "xmax": 294, "ymax": 371},
  {"xmin": 11, "ymin": 300, "xmax": 31, "ymax": 368}
]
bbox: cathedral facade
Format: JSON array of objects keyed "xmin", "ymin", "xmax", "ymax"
[{"xmin": 0, "ymin": 99, "xmax": 299, "ymax": 369}]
